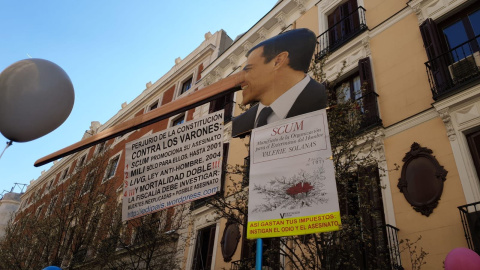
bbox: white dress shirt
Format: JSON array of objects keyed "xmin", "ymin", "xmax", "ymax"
[{"xmin": 255, "ymin": 75, "xmax": 311, "ymax": 127}]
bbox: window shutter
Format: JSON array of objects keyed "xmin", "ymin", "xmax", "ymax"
[
  {"xmin": 467, "ymin": 130, "xmax": 480, "ymax": 180},
  {"xmin": 209, "ymin": 99, "xmax": 217, "ymax": 114},
  {"xmin": 192, "ymin": 229, "xmax": 203, "ymax": 270},
  {"xmin": 350, "ymin": 0, "xmax": 360, "ymax": 30},
  {"xmin": 210, "ymin": 92, "xmax": 234, "ymax": 122},
  {"xmin": 357, "ymin": 165, "xmax": 389, "ymax": 268},
  {"xmin": 358, "ymin": 57, "xmax": 378, "ymax": 124},
  {"xmin": 358, "ymin": 57, "xmax": 373, "ymax": 93},
  {"xmin": 328, "ymin": 8, "xmax": 339, "ymax": 46},
  {"xmin": 205, "ymin": 226, "xmax": 216, "ymax": 268},
  {"xmin": 322, "ymin": 81, "xmax": 335, "ymax": 107},
  {"xmin": 419, "ymin": 19, "xmax": 449, "ymax": 94},
  {"xmin": 419, "ymin": 19, "xmax": 443, "ymax": 61},
  {"xmin": 221, "ymin": 143, "xmax": 229, "ymax": 193},
  {"xmin": 223, "ymin": 92, "xmax": 234, "ymax": 123}
]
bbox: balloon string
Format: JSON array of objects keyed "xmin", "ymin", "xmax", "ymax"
[{"xmin": 0, "ymin": 141, "xmax": 13, "ymax": 160}]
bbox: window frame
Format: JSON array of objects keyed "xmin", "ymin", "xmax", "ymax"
[
  {"xmin": 77, "ymin": 154, "xmax": 87, "ymax": 170},
  {"xmin": 103, "ymin": 153, "xmax": 121, "ymax": 183},
  {"xmin": 191, "ymin": 224, "xmax": 217, "ymax": 270},
  {"xmin": 170, "ymin": 114, "xmax": 186, "ymax": 127},
  {"xmin": 46, "ymin": 195, "xmax": 58, "ymax": 216},
  {"xmin": 81, "ymin": 173, "xmax": 96, "ymax": 195},
  {"xmin": 96, "ymin": 141, "xmax": 107, "ymax": 154},
  {"xmin": 438, "ymin": 3, "xmax": 480, "ymax": 53},
  {"xmin": 61, "ymin": 167, "xmax": 69, "ymax": 181},
  {"xmin": 180, "ymin": 76, "xmax": 193, "ymax": 96}
]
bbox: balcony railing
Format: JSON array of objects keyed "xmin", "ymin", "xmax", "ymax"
[
  {"xmin": 231, "ymin": 256, "xmax": 255, "ymax": 270},
  {"xmin": 242, "ymin": 156, "xmax": 250, "ymax": 187},
  {"xmin": 425, "ymin": 34, "xmax": 480, "ymax": 100},
  {"xmin": 458, "ymin": 201, "xmax": 480, "ymax": 254},
  {"xmin": 385, "ymin": 224, "xmax": 403, "ymax": 270},
  {"xmin": 230, "ymin": 224, "xmax": 401, "ymax": 270},
  {"xmin": 356, "ymin": 91, "xmax": 382, "ymax": 131},
  {"xmin": 316, "ymin": 6, "xmax": 368, "ymax": 60}
]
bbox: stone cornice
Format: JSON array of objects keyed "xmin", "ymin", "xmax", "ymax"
[{"xmin": 384, "ymin": 108, "xmax": 438, "ymax": 138}]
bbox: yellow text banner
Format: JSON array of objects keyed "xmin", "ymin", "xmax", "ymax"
[{"xmin": 247, "ymin": 212, "xmax": 341, "ymax": 239}]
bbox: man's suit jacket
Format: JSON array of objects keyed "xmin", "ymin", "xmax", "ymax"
[{"xmin": 232, "ymin": 79, "xmax": 327, "ymax": 138}]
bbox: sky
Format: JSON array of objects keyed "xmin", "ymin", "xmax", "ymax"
[{"xmin": 0, "ymin": 0, "xmax": 279, "ymax": 195}]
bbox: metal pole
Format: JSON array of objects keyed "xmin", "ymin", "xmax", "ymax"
[
  {"xmin": 256, "ymin": 238, "xmax": 263, "ymax": 270},
  {"xmin": 0, "ymin": 141, "xmax": 12, "ymax": 160}
]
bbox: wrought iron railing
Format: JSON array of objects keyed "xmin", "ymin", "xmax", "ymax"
[
  {"xmin": 316, "ymin": 6, "xmax": 368, "ymax": 60},
  {"xmin": 230, "ymin": 225, "xmax": 401, "ymax": 270},
  {"xmin": 458, "ymin": 201, "xmax": 480, "ymax": 254},
  {"xmin": 425, "ymin": 34, "xmax": 480, "ymax": 100},
  {"xmin": 242, "ymin": 156, "xmax": 250, "ymax": 187},
  {"xmin": 385, "ymin": 224, "xmax": 403, "ymax": 270},
  {"xmin": 356, "ymin": 91, "xmax": 382, "ymax": 131},
  {"xmin": 231, "ymin": 256, "xmax": 255, "ymax": 270}
]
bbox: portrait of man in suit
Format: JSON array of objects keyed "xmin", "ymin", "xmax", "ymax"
[{"xmin": 232, "ymin": 28, "xmax": 327, "ymax": 138}]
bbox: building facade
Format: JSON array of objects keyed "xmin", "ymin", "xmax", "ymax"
[{"xmin": 7, "ymin": 0, "xmax": 480, "ymax": 269}]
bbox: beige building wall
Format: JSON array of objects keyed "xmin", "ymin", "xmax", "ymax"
[
  {"xmin": 384, "ymin": 117, "xmax": 467, "ymax": 268},
  {"xmin": 366, "ymin": 0, "xmax": 473, "ymax": 268},
  {"xmin": 369, "ymin": 13, "xmax": 433, "ymax": 127},
  {"xmin": 295, "ymin": 5, "xmax": 319, "ymax": 36},
  {"xmin": 364, "ymin": 0, "xmax": 407, "ymax": 28},
  {"xmin": 195, "ymin": 0, "xmax": 480, "ymax": 269}
]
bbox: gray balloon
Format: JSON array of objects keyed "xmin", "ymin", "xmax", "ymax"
[{"xmin": 0, "ymin": 59, "xmax": 74, "ymax": 142}]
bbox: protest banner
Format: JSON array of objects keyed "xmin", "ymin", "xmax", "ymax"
[
  {"xmin": 122, "ymin": 110, "xmax": 224, "ymax": 221},
  {"xmin": 247, "ymin": 109, "xmax": 341, "ymax": 239}
]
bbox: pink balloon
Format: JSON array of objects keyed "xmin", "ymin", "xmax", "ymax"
[{"xmin": 445, "ymin": 247, "xmax": 480, "ymax": 270}]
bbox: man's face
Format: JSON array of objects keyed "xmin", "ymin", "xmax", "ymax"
[{"xmin": 241, "ymin": 46, "xmax": 275, "ymax": 105}]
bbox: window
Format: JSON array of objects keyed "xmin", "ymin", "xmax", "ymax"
[
  {"xmin": 46, "ymin": 179, "xmax": 54, "ymax": 192},
  {"xmin": 335, "ymin": 74, "xmax": 362, "ymax": 105},
  {"xmin": 172, "ymin": 115, "xmax": 185, "ymax": 126},
  {"xmin": 61, "ymin": 168, "xmax": 69, "ymax": 180},
  {"xmin": 331, "ymin": 57, "xmax": 380, "ymax": 129},
  {"xmin": 420, "ymin": 2, "xmax": 480, "ymax": 98},
  {"xmin": 328, "ymin": 0, "xmax": 360, "ymax": 46},
  {"xmin": 46, "ymin": 196, "xmax": 58, "ymax": 216},
  {"xmin": 104, "ymin": 155, "xmax": 120, "ymax": 181},
  {"xmin": 82, "ymin": 174, "xmax": 95, "ymax": 195},
  {"xmin": 192, "ymin": 224, "xmax": 216, "ymax": 270},
  {"xmin": 97, "ymin": 142, "xmax": 106, "ymax": 153},
  {"xmin": 149, "ymin": 101, "xmax": 159, "ymax": 111},
  {"xmin": 330, "ymin": 166, "xmax": 389, "ymax": 268},
  {"xmin": 35, "ymin": 205, "xmax": 44, "ymax": 217},
  {"xmin": 77, "ymin": 154, "xmax": 86, "ymax": 168},
  {"xmin": 209, "ymin": 92, "xmax": 234, "ymax": 123},
  {"xmin": 180, "ymin": 77, "xmax": 193, "ymax": 95},
  {"xmin": 440, "ymin": 7, "xmax": 480, "ymax": 61},
  {"xmin": 467, "ymin": 130, "xmax": 480, "ymax": 185}
]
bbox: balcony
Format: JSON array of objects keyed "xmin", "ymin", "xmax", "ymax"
[
  {"xmin": 425, "ymin": 35, "xmax": 480, "ymax": 100},
  {"xmin": 230, "ymin": 224, "xmax": 402, "ymax": 270},
  {"xmin": 328, "ymin": 91, "xmax": 382, "ymax": 135},
  {"xmin": 357, "ymin": 91, "xmax": 382, "ymax": 131},
  {"xmin": 231, "ymin": 256, "xmax": 255, "ymax": 270},
  {"xmin": 458, "ymin": 201, "xmax": 480, "ymax": 254},
  {"xmin": 385, "ymin": 224, "xmax": 403, "ymax": 270},
  {"xmin": 316, "ymin": 6, "xmax": 368, "ymax": 60}
]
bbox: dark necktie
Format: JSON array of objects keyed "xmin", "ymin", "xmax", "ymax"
[{"xmin": 256, "ymin": 107, "xmax": 273, "ymax": 128}]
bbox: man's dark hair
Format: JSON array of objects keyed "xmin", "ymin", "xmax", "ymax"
[{"xmin": 246, "ymin": 28, "xmax": 317, "ymax": 72}]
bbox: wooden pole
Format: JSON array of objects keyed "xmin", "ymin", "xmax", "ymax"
[{"xmin": 34, "ymin": 71, "xmax": 245, "ymax": 167}]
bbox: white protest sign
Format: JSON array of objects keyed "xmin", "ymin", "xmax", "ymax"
[
  {"xmin": 122, "ymin": 111, "xmax": 224, "ymax": 221},
  {"xmin": 247, "ymin": 109, "xmax": 341, "ymax": 239}
]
